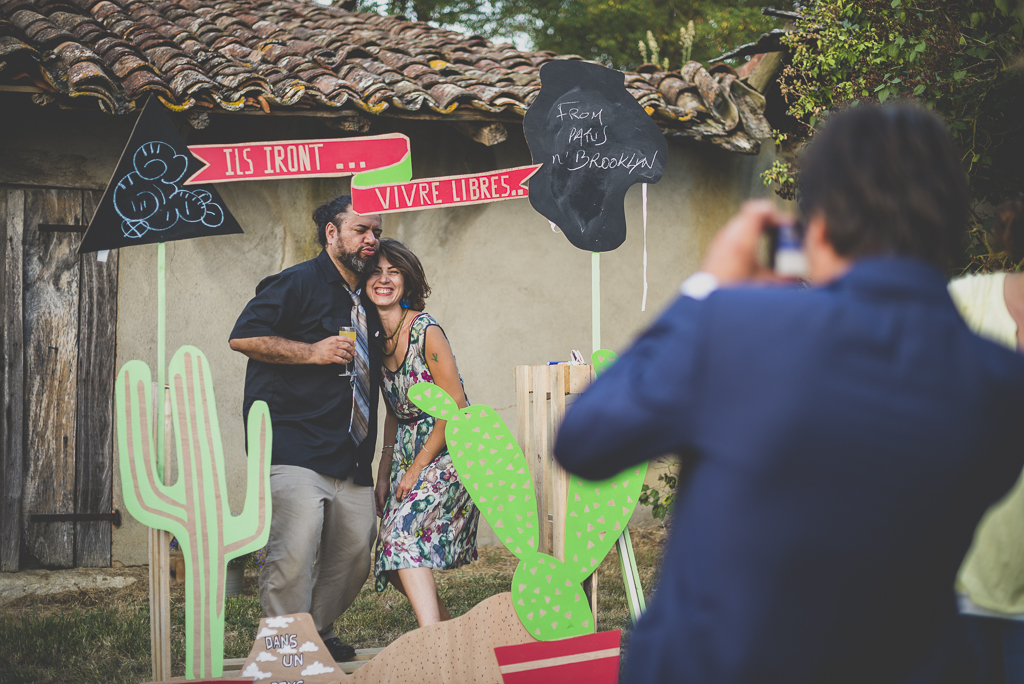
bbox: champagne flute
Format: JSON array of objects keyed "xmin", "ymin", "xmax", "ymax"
[{"xmin": 338, "ymin": 326, "xmax": 356, "ymax": 377}]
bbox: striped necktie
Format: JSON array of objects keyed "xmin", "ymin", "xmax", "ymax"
[{"xmin": 346, "ymin": 288, "xmax": 370, "ymax": 445}]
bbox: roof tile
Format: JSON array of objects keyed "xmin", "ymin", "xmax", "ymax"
[
  {"xmin": 54, "ymin": 37, "xmax": 97, "ymax": 60},
  {"xmin": 69, "ymin": 18, "xmax": 103, "ymax": 40},
  {"xmin": 110, "ymin": 50, "xmax": 147, "ymax": 76},
  {"xmin": 92, "ymin": 34, "xmax": 126, "ymax": 55},
  {"xmin": 8, "ymin": 7, "xmax": 40, "ymax": 27},
  {"xmin": 88, "ymin": 1, "xmax": 119, "ymax": 20},
  {"xmin": 0, "ymin": 33, "xmax": 34, "ymax": 57},
  {"xmin": 26, "ymin": 22, "xmax": 73, "ymax": 45},
  {"xmin": 429, "ymin": 81, "xmax": 471, "ymax": 109},
  {"xmin": 167, "ymin": 65, "xmax": 213, "ymax": 95},
  {"xmin": 1, "ymin": 0, "xmax": 35, "ymax": 15},
  {"xmin": 144, "ymin": 44, "xmax": 181, "ymax": 69},
  {"xmin": 121, "ymin": 64, "xmax": 167, "ymax": 95},
  {"xmin": 66, "ymin": 57, "xmax": 107, "ymax": 84}
]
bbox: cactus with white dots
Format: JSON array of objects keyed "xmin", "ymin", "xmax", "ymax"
[{"xmin": 410, "ymin": 381, "xmax": 645, "ymax": 641}]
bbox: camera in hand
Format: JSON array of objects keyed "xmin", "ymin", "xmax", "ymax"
[{"xmin": 768, "ymin": 221, "xmax": 809, "ymax": 279}]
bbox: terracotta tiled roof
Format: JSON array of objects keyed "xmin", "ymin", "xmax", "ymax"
[{"xmin": 0, "ymin": 0, "xmax": 772, "ymax": 152}]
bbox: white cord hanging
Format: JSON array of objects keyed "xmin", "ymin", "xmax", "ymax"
[{"xmin": 642, "ymin": 183, "xmax": 649, "ymax": 311}]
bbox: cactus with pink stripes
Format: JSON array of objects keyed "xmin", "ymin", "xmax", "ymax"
[{"xmin": 116, "ymin": 345, "xmax": 272, "ymax": 678}]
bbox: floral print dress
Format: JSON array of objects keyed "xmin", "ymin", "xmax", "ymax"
[{"xmin": 374, "ymin": 313, "xmax": 479, "ymax": 591}]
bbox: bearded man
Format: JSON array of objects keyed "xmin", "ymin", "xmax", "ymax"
[{"xmin": 230, "ymin": 196, "xmax": 384, "ymax": 662}]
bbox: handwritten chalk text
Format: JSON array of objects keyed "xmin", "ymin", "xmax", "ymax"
[
  {"xmin": 550, "ymin": 150, "xmax": 659, "ymax": 174},
  {"xmin": 555, "ymin": 101, "xmax": 604, "ymax": 125},
  {"xmin": 549, "ymin": 97, "xmax": 659, "ymax": 175},
  {"xmin": 568, "ymin": 125, "xmax": 608, "ymax": 147}
]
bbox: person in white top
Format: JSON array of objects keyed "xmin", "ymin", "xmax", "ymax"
[{"xmin": 949, "ymin": 198, "xmax": 1024, "ymax": 683}]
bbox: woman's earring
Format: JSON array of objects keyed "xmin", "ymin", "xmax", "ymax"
[{"xmin": 400, "ymin": 298, "xmax": 410, "ymax": 309}]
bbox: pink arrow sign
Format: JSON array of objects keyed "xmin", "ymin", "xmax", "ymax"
[
  {"xmin": 352, "ymin": 164, "xmax": 541, "ymax": 215},
  {"xmin": 184, "ymin": 134, "xmax": 410, "ymax": 185}
]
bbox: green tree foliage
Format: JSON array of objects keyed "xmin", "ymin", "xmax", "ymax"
[
  {"xmin": 359, "ymin": 0, "xmax": 795, "ymax": 69},
  {"xmin": 638, "ymin": 470, "xmax": 678, "ymax": 520},
  {"xmin": 494, "ymin": 0, "xmax": 789, "ymax": 68},
  {"xmin": 369, "ymin": 0, "xmax": 481, "ymax": 32},
  {"xmin": 770, "ymin": 0, "xmax": 1024, "ymax": 257}
]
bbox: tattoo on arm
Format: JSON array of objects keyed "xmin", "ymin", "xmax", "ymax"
[{"xmin": 431, "ymin": 353, "xmax": 438, "ymax": 362}]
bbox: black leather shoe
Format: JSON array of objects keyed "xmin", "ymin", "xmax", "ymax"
[{"xmin": 323, "ymin": 637, "xmax": 356, "ymax": 662}]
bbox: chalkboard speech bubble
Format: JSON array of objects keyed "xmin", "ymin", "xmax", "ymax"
[{"xmin": 524, "ymin": 61, "xmax": 668, "ymax": 252}]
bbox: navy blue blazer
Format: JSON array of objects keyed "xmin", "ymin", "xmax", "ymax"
[{"xmin": 555, "ymin": 257, "xmax": 1024, "ymax": 683}]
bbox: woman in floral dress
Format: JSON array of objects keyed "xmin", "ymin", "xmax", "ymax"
[{"xmin": 367, "ymin": 238, "xmax": 479, "ymax": 627}]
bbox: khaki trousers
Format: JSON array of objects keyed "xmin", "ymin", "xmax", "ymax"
[{"xmin": 259, "ymin": 465, "xmax": 376, "ymax": 640}]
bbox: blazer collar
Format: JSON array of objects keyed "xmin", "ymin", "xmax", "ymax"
[{"xmin": 829, "ymin": 256, "xmax": 951, "ymax": 304}]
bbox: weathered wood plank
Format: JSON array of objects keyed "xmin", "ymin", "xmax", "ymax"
[
  {"xmin": 0, "ymin": 149, "xmax": 113, "ymax": 191},
  {"xmin": 584, "ymin": 569, "xmax": 598, "ymax": 629},
  {"xmin": 22, "ymin": 188, "xmax": 82, "ymax": 568},
  {"xmin": 75, "ymin": 190, "xmax": 116, "ymax": 567},
  {"xmin": 549, "ymin": 364, "xmax": 568, "ymax": 563},
  {"xmin": 514, "ymin": 366, "xmax": 530, "ymax": 458},
  {"xmin": 530, "ymin": 365, "xmax": 550, "ymax": 554},
  {"xmin": 1, "ymin": 188, "xmax": 25, "ymax": 572}
]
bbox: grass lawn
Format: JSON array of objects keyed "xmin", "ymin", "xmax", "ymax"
[{"xmin": 0, "ymin": 526, "xmax": 665, "ymax": 684}]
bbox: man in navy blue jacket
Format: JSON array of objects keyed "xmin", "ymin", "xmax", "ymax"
[{"xmin": 555, "ymin": 104, "xmax": 1024, "ymax": 683}]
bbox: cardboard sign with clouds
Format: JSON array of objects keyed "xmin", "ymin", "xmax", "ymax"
[{"xmin": 241, "ymin": 613, "xmax": 336, "ymax": 684}]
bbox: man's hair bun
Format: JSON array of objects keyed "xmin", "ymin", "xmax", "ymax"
[{"xmin": 312, "ymin": 195, "xmax": 353, "ymax": 247}]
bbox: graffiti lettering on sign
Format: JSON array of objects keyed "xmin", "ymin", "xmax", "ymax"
[{"xmin": 113, "ymin": 141, "xmax": 225, "ymax": 240}]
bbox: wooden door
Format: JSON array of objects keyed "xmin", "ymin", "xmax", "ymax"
[{"xmin": 0, "ymin": 187, "xmax": 118, "ymax": 570}]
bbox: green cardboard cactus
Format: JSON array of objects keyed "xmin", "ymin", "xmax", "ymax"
[
  {"xmin": 591, "ymin": 349, "xmax": 618, "ymax": 376},
  {"xmin": 410, "ymin": 381, "xmax": 645, "ymax": 640},
  {"xmin": 117, "ymin": 346, "xmax": 272, "ymax": 678}
]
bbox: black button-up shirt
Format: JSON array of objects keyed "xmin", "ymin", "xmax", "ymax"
[{"xmin": 230, "ymin": 250, "xmax": 382, "ymax": 485}]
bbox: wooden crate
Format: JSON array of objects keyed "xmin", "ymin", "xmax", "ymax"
[{"xmin": 513, "ymin": 364, "xmax": 598, "ymax": 620}]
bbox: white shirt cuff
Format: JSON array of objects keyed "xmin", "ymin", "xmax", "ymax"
[{"xmin": 679, "ymin": 271, "xmax": 720, "ymax": 300}]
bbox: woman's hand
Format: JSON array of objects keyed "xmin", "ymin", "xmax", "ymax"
[
  {"xmin": 395, "ymin": 463, "xmax": 423, "ymax": 502},
  {"xmin": 374, "ymin": 476, "xmax": 390, "ymax": 517}
]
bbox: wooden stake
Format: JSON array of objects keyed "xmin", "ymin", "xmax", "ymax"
[
  {"xmin": 514, "ymin": 366, "xmax": 531, "ymax": 470},
  {"xmin": 149, "ymin": 242, "xmax": 172, "ymax": 681},
  {"xmin": 156, "ymin": 243, "xmax": 166, "ymax": 475},
  {"xmin": 148, "ymin": 382, "xmax": 172, "ymax": 681},
  {"xmin": 591, "ymin": 252, "xmax": 600, "ymax": 354},
  {"xmin": 616, "ymin": 531, "xmax": 644, "ymax": 624},
  {"xmin": 583, "ymin": 570, "xmax": 598, "ymax": 630},
  {"xmin": 549, "ymin": 363, "xmax": 568, "ymax": 563},
  {"xmin": 530, "ymin": 365, "xmax": 550, "ymax": 554}
]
